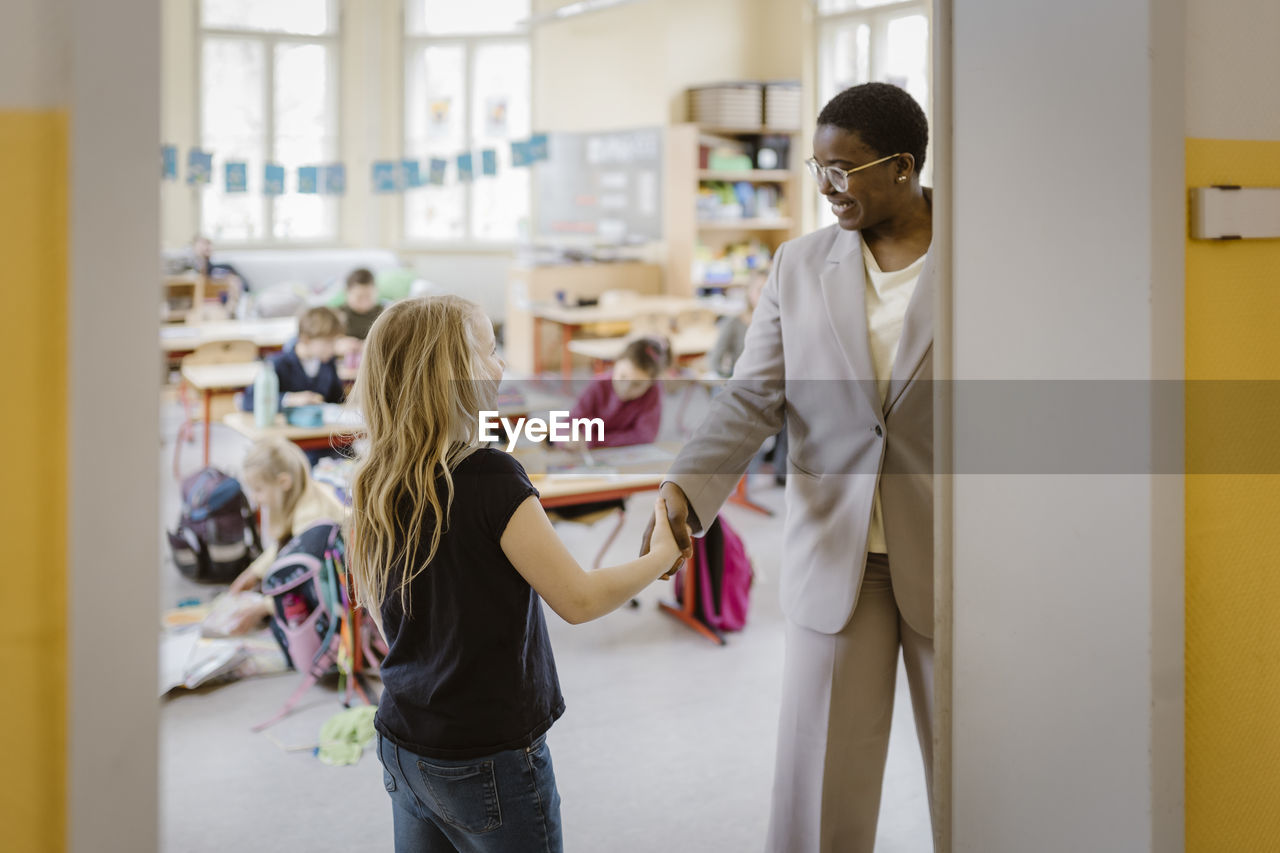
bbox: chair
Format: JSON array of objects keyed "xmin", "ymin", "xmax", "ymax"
[{"xmin": 174, "ymin": 339, "xmax": 259, "ymax": 478}]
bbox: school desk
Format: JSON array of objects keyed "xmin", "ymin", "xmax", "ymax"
[
  {"xmin": 527, "ymin": 441, "xmax": 723, "ymax": 645},
  {"xmin": 161, "ymin": 317, "xmax": 297, "ymax": 360},
  {"xmin": 529, "ymin": 295, "xmax": 738, "ymax": 382},
  {"xmin": 180, "ymin": 362, "xmax": 262, "ymax": 466},
  {"xmin": 222, "ymin": 409, "xmax": 364, "ymax": 453}
]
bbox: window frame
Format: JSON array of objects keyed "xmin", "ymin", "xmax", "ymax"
[
  {"xmin": 400, "ymin": 3, "xmax": 533, "ymax": 251},
  {"xmin": 194, "ymin": 0, "xmax": 344, "ymax": 247},
  {"xmin": 814, "ymin": 0, "xmax": 933, "ymax": 226}
]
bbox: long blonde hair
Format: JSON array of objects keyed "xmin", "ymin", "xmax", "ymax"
[
  {"xmin": 242, "ymin": 437, "xmax": 311, "ymax": 544},
  {"xmin": 347, "ymin": 295, "xmax": 496, "ymax": 617}
]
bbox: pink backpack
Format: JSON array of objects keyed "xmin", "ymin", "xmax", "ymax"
[{"xmin": 675, "ymin": 515, "xmax": 753, "ymax": 632}]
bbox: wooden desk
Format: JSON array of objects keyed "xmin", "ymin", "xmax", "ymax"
[
  {"xmin": 181, "ymin": 362, "xmax": 262, "ymax": 466},
  {"xmin": 223, "ymin": 410, "xmax": 364, "ymax": 452},
  {"xmin": 567, "ymin": 325, "xmax": 720, "ymax": 368},
  {"xmin": 530, "ymin": 296, "xmax": 737, "ymax": 381},
  {"xmin": 161, "ymin": 318, "xmax": 297, "ymax": 359}
]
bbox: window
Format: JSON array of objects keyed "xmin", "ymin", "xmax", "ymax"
[
  {"xmin": 199, "ymin": 0, "xmax": 339, "ymax": 242},
  {"xmin": 403, "ymin": 0, "xmax": 532, "ymax": 244},
  {"xmin": 816, "ymin": 0, "xmax": 931, "ymax": 223}
]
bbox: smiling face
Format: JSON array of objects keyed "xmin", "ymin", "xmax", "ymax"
[
  {"xmin": 612, "ymin": 358, "xmax": 655, "ymax": 401},
  {"xmin": 812, "ymin": 124, "xmax": 913, "ymax": 233}
]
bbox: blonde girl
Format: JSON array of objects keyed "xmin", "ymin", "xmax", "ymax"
[
  {"xmin": 225, "ymin": 437, "xmax": 347, "ymax": 629},
  {"xmin": 347, "ymin": 295, "xmax": 683, "ymax": 853}
]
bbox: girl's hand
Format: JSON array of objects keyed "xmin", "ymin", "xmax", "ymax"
[
  {"xmin": 649, "ymin": 497, "xmax": 685, "ymax": 574},
  {"xmin": 228, "ymin": 566, "xmax": 257, "ymax": 594}
]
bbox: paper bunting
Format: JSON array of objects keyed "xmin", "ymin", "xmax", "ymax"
[
  {"xmin": 481, "ymin": 149, "xmax": 498, "ymax": 176},
  {"xmin": 162, "ymin": 145, "xmax": 177, "ymax": 180},
  {"xmin": 225, "ymin": 161, "xmax": 248, "ymax": 193},
  {"xmin": 511, "ymin": 140, "xmax": 532, "ymax": 168},
  {"xmin": 298, "ymin": 166, "xmax": 319, "ymax": 194},
  {"xmin": 264, "ymin": 163, "xmax": 285, "ymax": 196},
  {"xmin": 186, "ymin": 149, "xmax": 213, "ymax": 185},
  {"xmin": 324, "ymin": 164, "xmax": 346, "ymax": 195},
  {"xmin": 457, "ymin": 152, "xmax": 474, "ymax": 183},
  {"xmin": 402, "ymin": 159, "xmax": 422, "ymax": 188},
  {"xmin": 372, "ymin": 161, "xmax": 400, "ymax": 193},
  {"xmin": 428, "ymin": 158, "xmax": 448, "ymax": 186},
  {"xmin": 529, "ymin": 133, "xmax": 549, "ymax": 162}
]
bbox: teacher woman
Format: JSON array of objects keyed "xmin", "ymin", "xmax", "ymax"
[{"xmin": 643, "ymin": 82, "xmax": 936, "ymax": 853}]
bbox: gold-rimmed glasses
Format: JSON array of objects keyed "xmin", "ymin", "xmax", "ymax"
[{"xmin": 804, "ymin": 153, "xmax": 904, "ymax": 192}]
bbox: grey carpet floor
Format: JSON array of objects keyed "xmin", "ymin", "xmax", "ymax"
[{"xmin": 158, "ymin": 385, "xmax": 932, "ymax": 852}]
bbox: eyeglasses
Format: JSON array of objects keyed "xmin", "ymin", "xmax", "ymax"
[{"xmin": 804, "ymin": 153, "xmax": 904, "ymax": 192}]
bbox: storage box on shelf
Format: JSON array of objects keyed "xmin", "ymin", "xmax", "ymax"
[{"xmin": 664, "ymin": 122, "xmax": 801, "ymax": 297}]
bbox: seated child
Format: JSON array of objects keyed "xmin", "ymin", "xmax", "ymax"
[
  {"xmin": 568, "ymin": 336, "xmax": 669, "ymax": 448},
  {"xmin": 706, "ymin": 272, "xmax": 766, "ymax": 378},
  {"xmin": 241, "ymin": 305, "xmax": 347, "ymax": 412},
  {"xmin": 224, "ymin": 437, "xmax": 347, "ymax": 633},
  {"xmin": 338, "ymin": 267, "xmax": 384, "ymax": 356},
  {"xmin": 346, "ymin": 295, "xmax": 684, "ymax": 850}
]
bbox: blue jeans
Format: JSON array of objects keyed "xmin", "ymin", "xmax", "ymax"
[{"xmin": 376, "ymin": 733, "xmax": 563, "ymax": 853}]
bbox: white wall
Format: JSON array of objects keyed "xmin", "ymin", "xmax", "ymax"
[
  {"xmin": 1185, "ymin": 0, "xmax": 1280, "ymax": 138},
  {"xmin": 947, "ymin": 0, "xmax": 1184, "ymax": 850},
  {"xmin": 69, "ymin": 1, "xmax": 162, "ymax": 851}
]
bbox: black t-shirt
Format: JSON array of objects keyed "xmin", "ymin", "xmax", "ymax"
[
  {"xmin": 373, "ymin": 448, "xmax": 565, "ymax": 760},
  {"xmin": 342, "ymin": 304, "xmax": 384, "ymax": 340}
]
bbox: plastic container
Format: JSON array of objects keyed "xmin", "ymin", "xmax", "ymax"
[{"xmin": 252, "ymin": 362, "xmax": 279, "ymax": 428}]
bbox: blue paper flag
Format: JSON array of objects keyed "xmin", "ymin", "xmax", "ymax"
[
  {"xmin": 372, "ymin": 161, "xmax": 400, "ymax": 193},
  {"xmin": 225, "ymin": 161, "xmax": 248, "ymax": 193},
  {"xmin": 298, "ymin": 166, "xmax": 319, "ymax": 194},
  {"xmin": 511, "ymin": 140, "xmax": 532, "ymax": 168},
  {"xmin": 401, "ymin": 159, "xmax": 422, "ymax": 188},
  {"xmin": 162, "ymin": 145, "xmax": 177, "ymax": 180},
  {"xmin": 457, "ymin": 152, "xmax": 474, "ymax": 183},
  {"xmin": 324, "ymin": 163, "xmax": 347, "ymax": 195},
  {"xmin": 529, "ymin": 133, "xmax": 549, "ymax": 163},
  {"xmin": 186, "ymin": 149, "xmax": 213, "ymax": 185},
  {"xmin": 264, "ymin": 163, "xmax": 285, "ymax": 196},
  {"xmin": 481, "ymin": 149, "xmax": 498, "ymax": 176},
  {"xmin": 428, "ymin": 158, "xmax": 447, "ymax": 186}
]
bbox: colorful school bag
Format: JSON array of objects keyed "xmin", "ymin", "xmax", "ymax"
[
  {"xmin": 253, "ymin": 520, "xmax": 384, "ymax": 731},
  {"xmin": 168, "ymin": 467, "xmax": 262, "ymax": 583},
  {"xmin": 674, "ymin": 515, "xmax": 753, "ymax": 632}
]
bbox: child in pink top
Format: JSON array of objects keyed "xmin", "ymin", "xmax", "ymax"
[{"xmin": 569, "ymin": 337, "xmax": 668, "ymax": 447}]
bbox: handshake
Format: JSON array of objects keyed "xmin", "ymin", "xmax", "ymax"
[{"xmin": 640, "ymin": 483, "xmax": 699, "ymax": 579}]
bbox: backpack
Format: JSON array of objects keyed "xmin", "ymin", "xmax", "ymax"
[
  {"xmin": 674, "ymin": 515, "xmax": 753, "ymax": 632},
  {"xmin": 168, "ymin": 467, "xmax": 262, "ymax": 583},
  {"xmin": 254, "ymin": 520, "xmax": 385, "ymax": 731}
]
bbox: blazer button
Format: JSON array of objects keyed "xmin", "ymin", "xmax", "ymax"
[{"xmin": 874, "ymin": 425, "xmax": 883, "ymax": 437}]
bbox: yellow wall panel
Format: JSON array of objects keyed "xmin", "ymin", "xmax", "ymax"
[
  {"xmin": 0, "ymin": 110, "xmax": 67, "ymax": 853},
  {"xmin": 1186, "ymin": 138, "xmax": 1280, "ymax": 852}
]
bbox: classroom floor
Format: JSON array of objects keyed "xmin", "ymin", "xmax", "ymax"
[{"xmin": 158, "ymin": 385, "xmax": 933, "ymax": 853}]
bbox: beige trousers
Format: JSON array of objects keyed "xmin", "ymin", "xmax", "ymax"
[{"xmin": 765, "ymin": 553, "xmax": 935, "ymax": 853}]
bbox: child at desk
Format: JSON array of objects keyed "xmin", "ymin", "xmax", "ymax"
[
  {"xmin": 347, "ymin": 295, "xmax": 683, "ymax": 853},
  {"xmin": 337, "ymin": 267, "xmax": 384, "ymax": 357},
  {"xmin": 223, "ymin": 437, "xmax": 347, "ymax": 633},
  {"xmin": 240, "ymin": 306, "xmax": 347, "ymax": 412},
  {"xmin": 568, "ymin": 336, "xmax": 669, "ymax": 448}
]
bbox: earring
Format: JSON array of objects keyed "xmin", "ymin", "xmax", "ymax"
[{"xmin": 896, "ymin": 175, "xmax": 908, "ymax": 183}]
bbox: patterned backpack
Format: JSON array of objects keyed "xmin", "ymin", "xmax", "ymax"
[
  {"xmin": 254, "ymin": 520, "xmax": 385, "ymax": 730},
  {"xmin": 168, "ymin": 467, "xmax": 262, "ymax": 583}
]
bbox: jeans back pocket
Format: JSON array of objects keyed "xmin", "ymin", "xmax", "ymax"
[{"xmin": 416, "ymin": 759, "xmax": 502, "ymax": 834}]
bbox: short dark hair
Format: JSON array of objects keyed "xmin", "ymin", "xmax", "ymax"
[
  {"xmin": 297, "ymin": 306, "xmax": 345, "ymax": 340},
  {"xmin": 817, "ymin": 82, "xmax": 929, "ymax": 173},
  {"xmin": 620, "ymin": 336, "xmax": 669, "ymax": 376},
  {"xmin": 346, "ymin": 267, "xmax": 375, "ymax": 289}
]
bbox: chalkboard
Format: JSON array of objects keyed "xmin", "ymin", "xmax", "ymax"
[{"xmin": 533, "ymin": 127, "xmax": 663, "ymax": 243}]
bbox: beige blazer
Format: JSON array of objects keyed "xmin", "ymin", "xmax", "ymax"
[{"xmin": 666, "ymin": 224, "xmax": 934, "ymax": 636}]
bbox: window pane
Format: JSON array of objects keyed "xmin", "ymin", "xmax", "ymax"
[
  {"xmin": 202, "ymin": 37, "xmax": 266, "ymax": 241},
  {"xmin": 818, "ymin": 0, "xmax": 900, "ymax": 12},
  {"xmin": 884, "ymin": 14, "xmax": 929, "ymax": 112},
  {"xmin": 471, "ymin": 41, "xmax": 531, "ymax": 241},
  {"xmin": 273, "ymin": 43, "xmax": 338, "ymax": 240},
  {"xmin": 406, "ymin": 0, "xmax": 530, "ymax": 35},
  {"xmin": 405, "ymin": 44, "xmax": 468, "ymax": 240},
  {"xmin": 820, "ymin": 21, "xmax": 871, "ymax": 106},
  {"xmin": 202, "ymin": 0, "xmax": 333, "ymax": 35}
]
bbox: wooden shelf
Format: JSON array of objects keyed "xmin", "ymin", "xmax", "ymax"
[
  {"xmin": 697, "ymin": 218, "xmax": 793, "ymax": 231},
  {"xmin": 698, "ymin": 169, "xmax": 793, "ymax": 182},
  {"xmin": 698, "ymin": 126, "xmax": 801, "ymax": 136}
]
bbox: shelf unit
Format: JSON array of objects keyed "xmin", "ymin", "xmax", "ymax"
[{"xmin": 664, "ymin": 123, "xmax": 803, "ymax": 297}]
